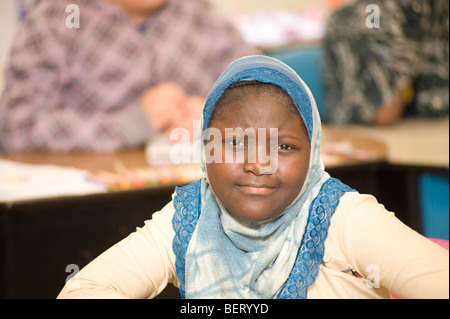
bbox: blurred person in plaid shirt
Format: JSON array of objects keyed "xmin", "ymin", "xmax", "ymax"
[{"xmin": 0, "ymin": 0, "xmax": 257, "ymax": 152}]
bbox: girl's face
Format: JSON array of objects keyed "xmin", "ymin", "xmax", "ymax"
[{"xmin": 206, "ymin": 89, "xmax": 311, "ymax": 224}]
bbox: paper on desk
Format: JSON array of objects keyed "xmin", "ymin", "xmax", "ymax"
[
  {"xmin": 0, "ymin": 159, "xmax": 107, "ymax": 202},
  {"xmin": 231, "ymin": 8, "xmax": 326, "ymax": 48},
  {"xmin": 146, "ymin": 133, "xmax": 198, "ymax": 166}
]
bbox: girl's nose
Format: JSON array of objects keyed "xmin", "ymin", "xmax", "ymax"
[
  {"xmin": 243, "ymin": 160, "xmax": 263, "ymax": 175},
  {"xmin": 243, "ymin": 150, "xmax": 277, "ymax": 175}
]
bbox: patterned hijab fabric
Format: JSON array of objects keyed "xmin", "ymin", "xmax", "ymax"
[{"xmin": 174, "ymin": 56, "xmax": 343, "ymax": 298}]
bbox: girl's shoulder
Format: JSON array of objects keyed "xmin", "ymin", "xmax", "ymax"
[
  {"xmin": 334, "ymin": 191, "xmax": 392, "ymax": 223},
  {"xmin": 326, "ymin": 191, "xmax": 395, "ymax": 258}
]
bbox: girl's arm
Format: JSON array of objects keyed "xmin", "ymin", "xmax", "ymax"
[
  {"xmin": 341, "ymin": 193, "xmax": 449, "ymax": 299},
  {"xmin": 57, "ymin": 201, "xmax": 178, "ymax": 299}
]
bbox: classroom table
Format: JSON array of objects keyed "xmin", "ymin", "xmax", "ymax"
[
  {"xmin": 0, "ymin": 124, "xmax": 389, "ymax": 172},
  {"xmin": 326, "ymin": 117, "xmax": 449, "ymax": 242},
  {"xmin": 1, "ymin": 120, "xmax": 446, "ymax": 299},
  {"xmin": 328, "ymin": 117, "xmax": 449, "ymax": 169}
]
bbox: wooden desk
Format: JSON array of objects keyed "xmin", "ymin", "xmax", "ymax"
[
  {"xmin": 322, "ymin": 125, "xmax": 388, "ymax": 168},
  {"xmin": 324, "ymin": 118, "xmax": 449, "ymax": 243},
  {"xmin": 0, "ymin": 151, "xmax": 179, "ymax": 298},
  {"xmin": 1, "ymin": 126, "xmax": 388, "ymax": 181},
  {"xmin": 0, "ymin": 127, "xmax": 388, "ymax": 202},
  {"xmin": 326, "ymin": 117, "xmax": 449, "ymax": 169},
  {"xmin": 0, "ymin": 149, "xmax": 149, "ymax": 173}
]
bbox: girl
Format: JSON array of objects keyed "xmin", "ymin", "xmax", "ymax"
[{"xmin": 58, "ymin": 56, "xmax": 448, "ymax": 299}]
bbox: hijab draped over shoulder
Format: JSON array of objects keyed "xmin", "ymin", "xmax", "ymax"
[{"xmin": 172, "ymin": 55, "xmax": 353, "ymax": 299}]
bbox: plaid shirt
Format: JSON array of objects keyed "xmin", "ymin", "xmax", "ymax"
[{"xmin": 0, "ymin": 0, "xmax": 256, "ymax": 152}]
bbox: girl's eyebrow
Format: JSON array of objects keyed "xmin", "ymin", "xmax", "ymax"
[{"xmin": 276, "ymin": 133, "xmax": 303, "ymax": 141}]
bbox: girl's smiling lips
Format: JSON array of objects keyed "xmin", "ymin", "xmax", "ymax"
[{"xmin": 237, "ymin": 184, "xmax": 277, "ymax": 195}]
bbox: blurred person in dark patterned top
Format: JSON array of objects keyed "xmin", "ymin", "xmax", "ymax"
[
  {"xmin": 323, "ymin": 0, "xmax": 449, "ymax": 126},
  {"xmin": 0, "ymin": 0, "xmax": 258, "ymax": 152}
]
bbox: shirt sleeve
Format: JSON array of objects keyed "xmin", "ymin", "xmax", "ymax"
[
  {"xmin": 57, "ymin": 200, "xmax": 178, "ymax": 299},
  {"xmin": 339, "ymin": 192, "xmax": 449, "ymax": 299},
  {"xmin": 0, "ymin": 2, "xmax": 154, "ymax": 152}
]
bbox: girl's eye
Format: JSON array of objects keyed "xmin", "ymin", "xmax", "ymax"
[
  {"xmin": 226, "ymin": 138, "xmax": 246, "ymax": 147},
  {"xmin": 278, "ymin": 144, "xmax": 294, "ymax": 151}
]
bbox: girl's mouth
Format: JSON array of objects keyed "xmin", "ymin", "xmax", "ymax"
[{"xmin": 237, "ymin": 184, "xmax": 276, "ymax": 195}]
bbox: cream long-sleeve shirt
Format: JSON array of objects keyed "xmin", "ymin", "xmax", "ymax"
[{"xmin": 57, "ymin": 192, "xmax": 449, "ymax": 299}]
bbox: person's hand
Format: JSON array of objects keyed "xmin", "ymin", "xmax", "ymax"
[
  {"xmin": 373, "ymin": 84, "xmax": 413, "ymax": 126},
  {"xmin": 177, "ymin": 95, "xmax": 204, "ymax": 137},
  {"xmin": 140, "ymin": 82, "xmax": 188, "ymax": 132},
  {"xmin": 140, "ymin": 82, "xmax": 204, "ymax": 140},
  {"xmin": 163, "ymin": 94, "xmax": 204, "ymax": 144}
]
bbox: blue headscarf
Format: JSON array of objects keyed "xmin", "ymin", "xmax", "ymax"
[{"xmin": 175, "ymin": 56, "xmax": 333, "ymax": 298}]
